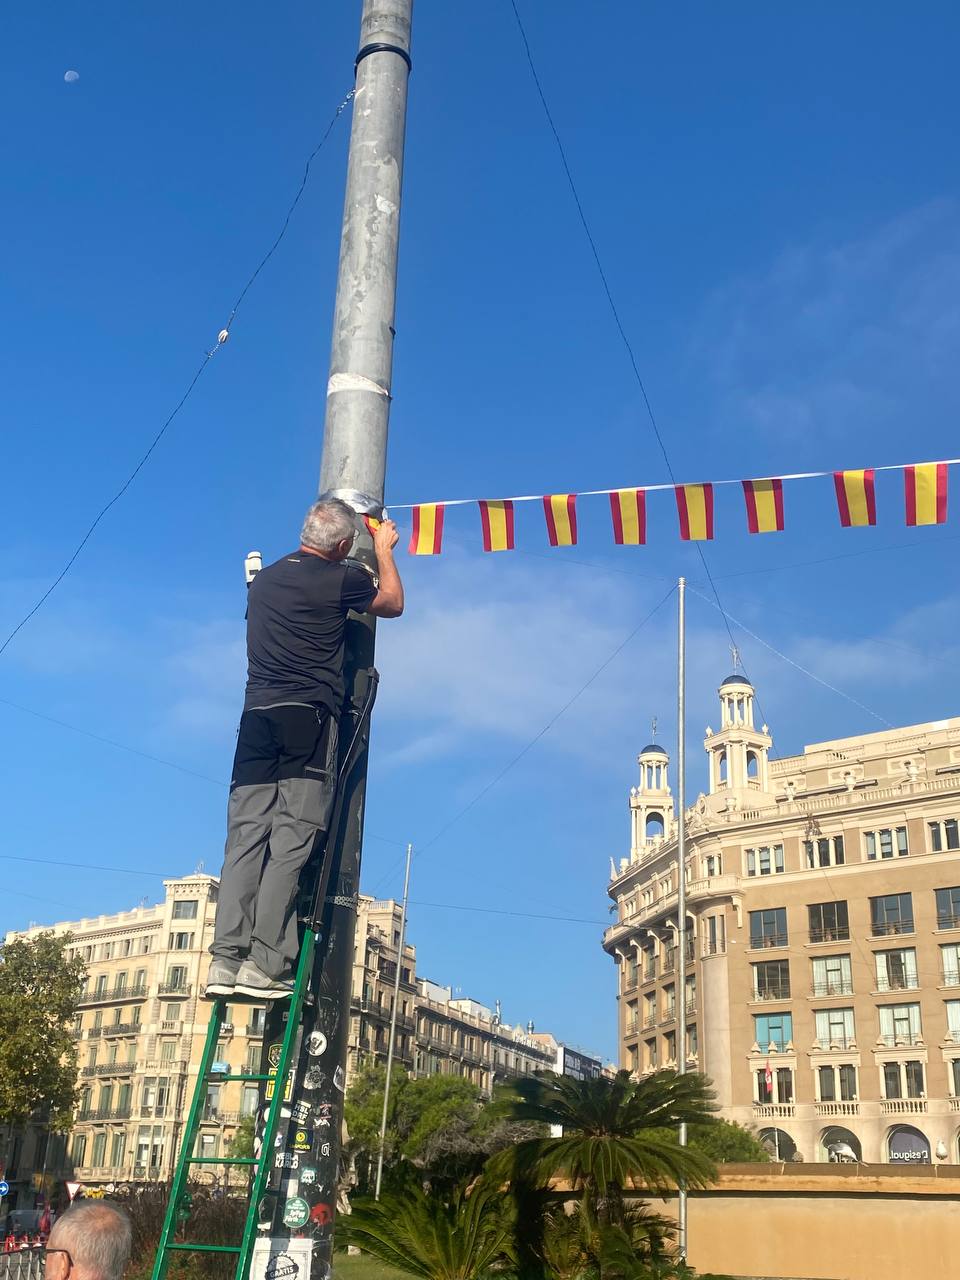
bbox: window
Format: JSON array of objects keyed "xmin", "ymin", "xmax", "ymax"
[
  {"xmin": 808, "ymin": 901, "xmax": 849, "ymax": 944},
  {"xmin": 875, "ymin": 948, "xmax": 918, "ymax": 992},
  {"xmin": 811, "ymin": 954, "xmax": 852, "ymax": 996},
  {"xmin": 704, "ymin": 855, "xmax": 722, "ymax": 877},
  {"xmin": 814, "ymin": 1007, "xmax": 855, "ymax": 1049},
  {"xmin": 929, "ymin": 819, "xmax": 960, "ymax": 852},
  {"xmin": 818, "ymin": 1063, "xmax": 858, "ymax": 1102},
  {"xmin": 122, "ymin": 939, "xmax": 132, "ymax": 957},
  {"xmin": 664, "ymin": 1031, "xmax": 676, "ymax": 1062},
  {"xmin": 870, "ymin": 894, "xmax": 914, "ymax": 937},
  {"xmin": 776, "ymin": 1067, "xmax": 794, "ymax": 1103},
  {"xmin": 946, "ymin": 1001, "xmax": 960, "ymax": 1044},
  {"xmin": 166, "ymin": 965, "xmax": 188, "ymax": 989},
  {"xmin": 164, "ymin": 1003, "xmax": 180, "ymax": 1022},
  {"xmin": 241, "ymin": 1085, "xmax": 259, "ymax": 1116},
  {"xmin": 663, "ymin": 985, "xmax": 676, "ymax": 1019},
  {"xmin": 685, "ymin": 975, "xmax": 697, "ymax": 1012},
  {"xmin": 884, "ymin": 1060, "xmax": 925, "ymax": 1099},
  {"xmin": 118, "ymin": 1083, "xmax": 132, "ymax": 1111},
  {"xmin": 749, "ymin": 908, "xmax": 787, "ymax": 949},
  {"xmin": 753, "ymin": 1012, "xmax": 793, "ymax": 1051},
  {"xmin": 91, "ymin": 1132, "xmax": 107, "ymax": 1168},
  {"xmin": 169, "ymin": 932, "xmax": 194, "ymax": 951},
  {"xmin": 160, "ymin": 1040, "xmax": 176, "ymax": 1062},
  {"xmin": 705, "ymin": 914, "xmax": 726, "ymax": 955},
  {"xmin": 746, "ymin": 845, "xmax": 785, "ymax": 877},
  {"xmin": 140, "ymin": 937, "xmax": 152, "ymax": 954},
  {"xmin": 115, "ymin": 972, "xmax": 127, "ymax": 993},
  {"xmin": 952, "ymin": 1059, "xmax": 960, "ymax": 1097},
  {"xmin": 942, "ymin": 944, "xmax": 960, "ymax": 986},
  {"xmin": 110, "ymin": 1132, "xmax": 126, "ymax": 1167},
  {"xmin": 248, "ymin": 1007, "xmax": 266, "ymax": 1035},
  {"xmin": 936, "ymin": 887, "xmax": 960, "ymax": 930},
  {"xmin": 644, "ymin": 1039, "xmax": 658, "ymax": 1069},
  {"xmin": 865, "ymin": 826, "xmax": 908, "ymax": 860},
  {"xmin": 95, "ymin": 974, "xmax": 108, "ymax": 996},
  {"xmin": 172, "ymin": 900, "xmax": 198, "ymax": 919},
  {"xmin": 687, "ymin": 1024, "xmax": 698, "ymax": 1058},
  {"xmin": 879, "ymin": 1002, "xmax": 922, "ymax": 1046},
  {"xmin": 102, "ymin": 943, "xmax": 114, "ymax": 961},
  {"xmin": 804, "ymin": 835, "xmax": 845, "ymax": 868},
  {"xmin": 134, "ymin": 969, "xmax": 146, "ymax": 991},
  {"xmin": 753, "ymin": 960, "xmax": 790, "ymax": 1001},
  {"xmin": 71, "ymin": 1134, "xmax": 87, "ymax": 1167}
]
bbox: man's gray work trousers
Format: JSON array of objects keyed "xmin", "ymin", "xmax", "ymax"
[{"xmin": 212, "ymin": 703, "xmax": 338, "ymax": 979}]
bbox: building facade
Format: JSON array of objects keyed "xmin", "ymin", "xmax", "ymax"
[
  {"xmin": 3, "ymin": 885, "xmax": 595, "ymax": 1203},
  {"xmin": 604, "ymin": 675, "xmax": 960, "ymax": 1166}
]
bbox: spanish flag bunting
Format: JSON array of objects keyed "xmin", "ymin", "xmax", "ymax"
[
  {"xmin": 408, "ymin": 503, "xmax": 445, "ymax": 555},
  {"xmin": 742, "ymin": 477, "xmax": 784, "ymax": 534},
  {"xmin": 479, "ymin": 499, "xmax": 515, "ymax": 552},
  {"xmin": 905, "ymin": 462, "xmax": 947, "ymax": 527},
  {"xmin": 543, "ymin": 493, "xmax": 578, "ymax": 547},
  {"xmin": 609, "ymin": 488, "xmax": 647, "ymax": 545},
  {"xmin": 834, "ymin": 469, "xmax": 876, "ymax": 527},
  {"xmin": 675, "ymin": 483, "xmax": 714, "ymax": 541},
  {"xmin": 362, "ymin": 514, "xmax": 381, "ymax": 535}
]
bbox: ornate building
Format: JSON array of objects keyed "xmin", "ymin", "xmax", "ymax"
[{"xmin": 604, "ymin": 676, "xmax": 960, "ymax": 1166}]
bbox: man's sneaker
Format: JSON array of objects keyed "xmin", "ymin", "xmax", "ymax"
[
  {"xmin": 204, "ymin": 958, "xmax": 240, "ymax": 999},
  {"xmin": 233, "ymin": 959, "xmax": 295, "ymax": 1002}
]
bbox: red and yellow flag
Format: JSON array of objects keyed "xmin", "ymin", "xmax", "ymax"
[
  {"xmin": 742, "ymin": 478, "xmax": 784, "ymax": 534},
  {"xmin": 408, "ymin": 503, "xmax": 445, "ymax": 555},
  {"xmin": 543, "ymin": 493, "xmax": 578, "ymax": 547},
  {"xmin": 675, "ymin": 483, "xmax": 714, "ymax": 541},
  {"xmin": 479, "ymin": 500, "xmax": 515, "ymax": 552},
  {"xmin": 609, "ymin": 488, "xmax": 646, "ymax": 545},
  {"xmin": 834, "ymin": 469, "xmax": 876, "ymax": 527},
  {"xmin": 905, "ymin": 463, "xmax": 947, "ymax": 526},
  {"xmin": 362, "ymin": 514, "xmax": 381, "ymax": 535}
]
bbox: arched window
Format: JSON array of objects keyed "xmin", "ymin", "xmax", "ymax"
[
  {"xmin": 645, "ymin": 812, "xmax": 665, "ymax": 840},
  {"xmin": 820, "ymin": 1126, "xmax": 861, "ymax": 1163},
  {"xmin": 747, "ymin": 750, "xmax": 759, "ymax": 779},
  {"xmin": 887, "ymin": 1125, "xmax": 930, "ymax": 1164},
  {"xmin": 718, "ymin": 750, "xmax": 728, "ymax": 784},
  {"xmin": 758, "ymin": 1128, "xmax": 797, "ymax": 1161}
]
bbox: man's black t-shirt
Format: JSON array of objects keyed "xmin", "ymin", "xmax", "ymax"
[{"xmin": 243, "ymin": 551, "xmax": 376, "ymax": 714}]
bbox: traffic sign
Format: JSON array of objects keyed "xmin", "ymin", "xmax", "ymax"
[{"xmin": 0, "ymin": 1180, "xmax": 10, "ymax": 1196}]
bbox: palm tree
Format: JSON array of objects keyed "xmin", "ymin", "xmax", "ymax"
[
  {"xmin": 485, "ymin": 1070, "xmax": 717, "ymax": 1229},
  {"xmin": 340, "ymin": 1172, "xmax": 515, "ymax": 1280}
]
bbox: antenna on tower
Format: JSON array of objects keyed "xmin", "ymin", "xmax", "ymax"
[
  {"xmin": 651, "ymin": 715, "xmax": 658, "ymax": 743},
  {"xmin": 730, "ymin": 644, "xmax": 742, "ymax": 673},
  {"xmin": 194, "ymin": 860, "xmax": 205, "ymax": 875}
]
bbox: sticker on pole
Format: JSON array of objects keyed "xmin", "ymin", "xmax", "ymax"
[
  {"xmin": 250, "ymin": 1237, "xmax": 312, "ymax": 1280},
  {"xmin": 291, "ymin": 1128, "xmax": 314, "ymax": 1153},
  {"xmin": 281, "ymin": 1197, "xmax": 311, "ymax": 1230}
]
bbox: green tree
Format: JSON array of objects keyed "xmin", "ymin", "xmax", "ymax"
[
  {"xmin": 341, "ymin": 1171, "xmax": 515, "ymax": 1280},
  {"xmin": 485, "ymin": 1070, "xmax": 718, "ymax": 1229},
  {"xmin": 227, "ymin": 1114, "xmax": 255, "ymax": 1160},
  {"xmin": 0, "ymin": 932, "xmax": 86, "ymax": 1129},
  {"xmin": 687, "ymin": 1119, "xmax": 769, "ymax": 1164}
]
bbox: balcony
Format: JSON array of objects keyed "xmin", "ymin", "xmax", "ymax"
[
  {"xmin": 950, "ymin": 1098, "xmax": 960, "ymax": 1113},
  {"xmin": 753, "ymin": 1103, "xmax": 795, "ymax": 1119},
  {"xmin": 875, "ymin": 976, "xmax": 919, "ymax": 994},
  {"xmin": 81, "ymin": 1061, "xmax": 135, "ymax": 1077},
  {"xmin": 161, "ymin": 1020, "xmax": 180, "ymax": 1032},
  {"xmin": 157, "ymin": 982, "xmax": 192, "ymax": 997},
  {"xmin": 815, "ymin": 1101, "xmax": 859, "ymax": 1117},
  {"xmin": 879, "ymin": 1033, "xmax": 923, "ymax": 1047},
  {"xmin": 942, "ymin": 970, "xmax": 960, "ymax": 988},
  {"xmin": 811, "ymin": 980, "xmax": 854, "ymax": 997},
  {"xmin": 622, "ymin": 972, "xmax": 639, "ymax": 994},
  {"xmin": 79, "ymin": 983, "xmax": 148, "ymax": 1006},
  {"xmin": 750, "ymin": 934, "xmax": 788, "ymax": 951},
  {"xmin": 813, "ymin": 1037, "xmax": 856, "ymax": 1051},
  {"xmin": 625, "ymin": 1022, "xmax": 639, "ymax": 1039},
  {"xmin": 103, "ymin": 1023, "xmax": 139, "ymax": 1037},
  {"xmin": 871, "ymin": 921, "xmax": 914, "ymax": 939},
  {"xmin": 642, "ymin": 961, "xmax": 658, "ymax": 982},
  {"xmin": 246, "ymin": 1020, "xmax": 266, "ymax": 1037},
  {"xmin": 880, "ymin": 1098, "xmax": 928, "ymax": 1114},
  {"xmin": 808, "ymin": 926, "xmax": 850, "ymax": 945},
  {"xmin": 702, "ymin": 939, "xmax": 725, "ymax": 957},
  {"xmin": 643, "ymin": 1013, "xmax": 657, "ymax": 1029},
  {"xmin": 76, "ymin": 1107, "xmax": 132, "ymax": 1122},
  {"xmin": 937, "ymin": 913, "xmax": 960, "ymax": 931},
  {"xmin": 753, "ymin": 985, "xmax": 791, "ymax": 1003}
]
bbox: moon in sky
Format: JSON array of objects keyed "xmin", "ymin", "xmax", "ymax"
[{"xmin": 64, "ymin": 70, "xmax": 80, "ymax": 83}]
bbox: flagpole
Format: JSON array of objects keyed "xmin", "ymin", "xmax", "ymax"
[{"xmin": 676, "ymin": 576, "xmax": 688, "ymax": 1262}]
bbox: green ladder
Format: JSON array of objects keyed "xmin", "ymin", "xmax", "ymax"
[{"xmin": 151, "ymin": 931, "xmax": 316, "ymax": 1280}]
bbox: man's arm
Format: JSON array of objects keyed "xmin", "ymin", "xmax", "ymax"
[{"xmin": 367, "ymin": 519, "xmax": 404, "ymax": 618}]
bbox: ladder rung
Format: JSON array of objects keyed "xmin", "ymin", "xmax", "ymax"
[
  {"xmin": 187, "ymin": 1157, "xmax": 257, "ymax": 1165},
  {"xmin": 166, "ymin": 1245, "xmax": 242, "ymax": 1254},
  {"xmin": 207, "ymin": 1073, "xmax": 271, "ymax": 1082}
]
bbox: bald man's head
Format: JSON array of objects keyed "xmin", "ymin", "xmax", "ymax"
[{"xmin": 46, "ymin": 1202, "xmax": 132, "ymax": 1280}]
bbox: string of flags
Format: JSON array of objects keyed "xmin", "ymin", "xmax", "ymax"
[{"xmin": 394, "ymin": 459, "xmax": 953, "ymax": 555}]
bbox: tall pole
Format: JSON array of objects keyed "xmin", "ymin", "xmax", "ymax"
[
  {"xmin": 676, "ymin": 576, "xmax": 688, "ymax": 1261},
  {"xmin": 374, "ymin": 843, "xmax": 412, "ymax": 1200},
  {"xmin": 257, "ymin": 5, "xmax": 413, "ymax": 1275}
]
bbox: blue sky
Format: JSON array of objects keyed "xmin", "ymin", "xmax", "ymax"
[{"xmin": 3, "ymin": 2, "xmax": 960, "ymax": 1061}]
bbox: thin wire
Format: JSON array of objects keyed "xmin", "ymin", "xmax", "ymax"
[
  {"xmin": 507, "ymin": 1, "xmax": 758, "ymax": 706},
  {"xmin": 0, "ymin": 89, "xmax": 355, "ymax": 661},
  {"xmin": 408, "ymin": 899, "xmax": 608, "ymax": 926},
  {"xmin": 689, "ymin": 585, "xmax": 893, "ymax": 728}
]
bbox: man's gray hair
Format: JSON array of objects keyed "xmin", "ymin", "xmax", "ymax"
[
  {"xmin": 300, "ymin": 499, "xmax": 357, "ymax": 553},
  {"xmin": 47, "ymin": 1201, "xmax": 132, "ymax": 1280}
]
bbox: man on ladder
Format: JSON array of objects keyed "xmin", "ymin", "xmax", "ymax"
[{"xmin": 206, "ymin": 497, "xmax": 404, "ymax": 1002}]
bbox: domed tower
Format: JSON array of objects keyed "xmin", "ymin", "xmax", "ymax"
[
  {"xmin": 705, "ymin": 673, "xmax": 772, "ymax": 796},
  {"xmin": 630, "ymin": 742, "xmax": 675, "ymax": 856}
]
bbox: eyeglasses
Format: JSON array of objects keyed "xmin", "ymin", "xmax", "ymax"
[{"xmin": 44, "ymin": 1251, "xmax": 73, "ymax": 1272}]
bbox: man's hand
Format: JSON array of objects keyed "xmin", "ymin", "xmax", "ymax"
[
  {"xmin": 373, "ymin": 518, "xmax": 400, "ymax": 554},
  {"xmin": 368, "ymin": 518, "xmax": 404, "ymax": 618}
]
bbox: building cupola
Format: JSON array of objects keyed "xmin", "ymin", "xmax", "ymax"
[
  {"xmin": 629, "ymin": 733, "xmax": 675, "ymax": 855},
  {"xmin": 705, "ymin": 670, "xmax": 772, "ymax": 798}
]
